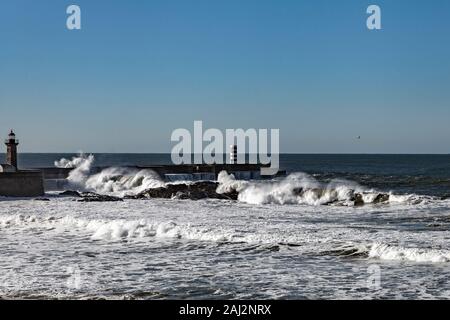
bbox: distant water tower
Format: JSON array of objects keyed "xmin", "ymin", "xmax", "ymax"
[{"xmin": 5, "ymin": 130, "xmax": 19, "ymax": 169}]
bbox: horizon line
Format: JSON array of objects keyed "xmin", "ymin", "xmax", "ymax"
[{"xmin": 8, "ymin": 152, "xmax": 450, "ymax": 156}]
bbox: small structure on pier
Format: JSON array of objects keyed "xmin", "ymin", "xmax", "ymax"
[{"xmin": 230, "ymin": 144, "xmax": 237, "ymax": 164}]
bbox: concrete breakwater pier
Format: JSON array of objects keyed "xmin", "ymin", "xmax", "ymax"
[
  {"xmin": 41, "ymin": 163, "xmax": 286, "ymax": 191},
  {"xmin": 0, "ymin": 170, "xmax": 44, "ymax": 197},
  {"xmin": 1, "ymin": 131, "xmax": 285, "ymax": 196}
]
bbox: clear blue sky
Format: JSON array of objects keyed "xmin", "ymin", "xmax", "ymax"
[{"xmin": 0, "ymin": 0, "xmax": 449, "ymax": 153}]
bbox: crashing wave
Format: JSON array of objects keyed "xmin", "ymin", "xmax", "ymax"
[
  {"xmin": 54, "ymin": 153, "xmax": 93, "ymax": 169},
  {"xmin": 84, "ymin": 167, "xmax": 164, "ymax": 196},
  {"xmin": 55, "ymin": 155, "xmax": 432, "ymax": 206},
  {"xmin": 55, "ymin": 154, "xmax": 165, "ymax": 197},
  {"xmin": 217, "ymin": 171, "xmax": 425, "ymax": 206}
]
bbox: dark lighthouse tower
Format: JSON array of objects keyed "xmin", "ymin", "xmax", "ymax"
[{"xmin": 5, "ymin": 130, "xmax": 19, "ymax": 169}]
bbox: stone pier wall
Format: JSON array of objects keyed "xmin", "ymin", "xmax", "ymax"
[{"xmin": 0, "ymin": 171, "xmax": 44, "ymax": 197}]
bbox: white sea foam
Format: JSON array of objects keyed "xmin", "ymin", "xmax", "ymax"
[
  {"xmin": 0, "ymin": 214, "xmax": 38, "ymax": 227},
  {"xmin": 368, "ymin": 243, "xmax": 450, "ymax": 263},
  {"xmin": 3, "ymin": 212, "xmax": 450, "ymax": 265},
  {"xmin": 2, "ymin": 192, "xmax": 450, "ymax": 299},
  {"xmin": 0, "ymin": 214, "xmax": 236, "ymax": 243},
  {"xmin": 216, "ymin": 171, "xmax": 249, "ymax": 194},
  {"xmin": 54, "ymin": 153, "xmax": 92, "ymax": 169}
]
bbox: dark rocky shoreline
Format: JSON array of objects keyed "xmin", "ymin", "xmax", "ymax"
[
  {"xmin": 58, "ymin": 181, "xmax": 238, "ymax": 202},
  {"xmin": 126, "ymin": 181, "xmax": 239, "ymax": 201},
  {"xmin": 57, "ymin": 181, "xmax": 393, "ymax": 206},
  {"xmin": 59, "ymin": 190, "xmax": 123, "ymax": 202}
]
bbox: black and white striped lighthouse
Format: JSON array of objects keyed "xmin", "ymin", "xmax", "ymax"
[{"xmin": 230, "ymin": 144, "xmax": 237, "ymax": 164}]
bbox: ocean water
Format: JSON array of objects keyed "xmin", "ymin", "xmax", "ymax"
[{"xmin": 1, "ymin": 154, "xmax": 450, "ymax": 299}]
